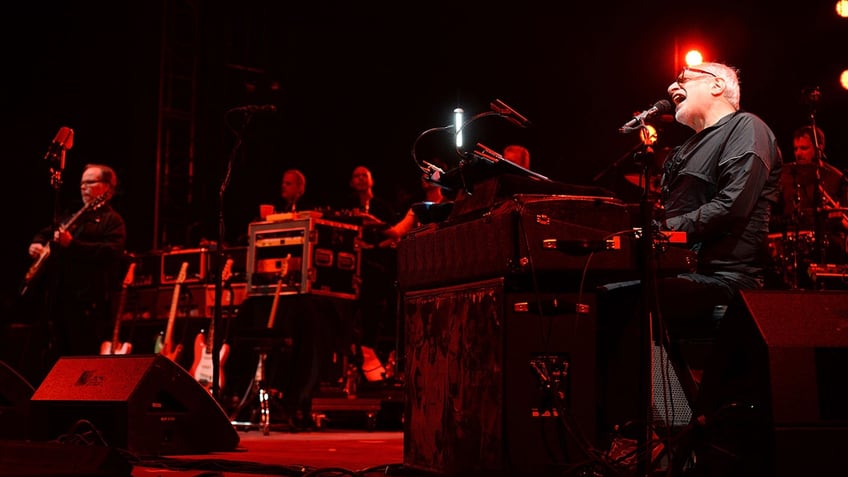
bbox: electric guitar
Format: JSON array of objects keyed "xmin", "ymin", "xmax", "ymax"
[
  {"xmin": 266, "ymin": 254, "xmax": 290, "ymax": 330},
  {"xmin": 189, "ymin": 258, "xmax": 233, "ymax": 393},
  {"xmin": 100, "ymin": 262, "xmax": 136, "ymax": 355},
  {"xmin": 255, "ymin": 254, "xmax": 289, "ymax": 435},
  {"xmin": 21, "ymin": 191, "xmax": 111, "ymax": 296},
  {"xmin": 155, "ymin": 261, "xmax": 188, "ymax": 362}
]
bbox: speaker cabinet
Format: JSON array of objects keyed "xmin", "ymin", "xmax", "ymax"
[
  {"xmin": 29, "ymin": 354, "xmax": 239, "ymax": 455},
  {"xmin": 403, "ymin": 278, "xmax": 597, "ymax": 477},
  {"xmin": 694, "ymin": 289, "xmax": 848, "ymax": 476},
  {"xmin": 0, "ymin": 361, "xmax": 34, "ymax": 439}
]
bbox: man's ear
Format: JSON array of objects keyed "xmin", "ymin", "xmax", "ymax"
[{"xmin": 711, "ymin": 77, "xmax": 726, "ymax": 97}]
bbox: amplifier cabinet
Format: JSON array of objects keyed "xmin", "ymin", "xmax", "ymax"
[
  {"xmin": 122, "ymin": 283, "xmax": 247, "ymax": 321},
  {"xmin": 246, "ymin": 218, "xmax": 362, "ymax": 299},
  {"xmin": 403, "ymin": 278, "xmax": 598, "ymax": 476},
  {"xmin": 161, "ymin": 248, "xmax": 210, "ymax": 285},
  {"xmin": 129, "ymin": 251, "xmax": 162, "ymax": 287},
  {"xmin": 159, "ymin": 247, "xmax": 248, "ymax": 286}
]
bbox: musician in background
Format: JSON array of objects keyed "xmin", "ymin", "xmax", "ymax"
[
  {"xmin": 25, "ymin": 164, "xmax": 126, "ymax": 383},
  {"xmin": 384, "ymin": 158, "xmax": 452, "ymax": 241},
  {"xmin": 336, "ymin": 165, "xmax": 399, "ymax": 383},
  {"xmin": 273, "ymin": 168, "xmax": 311, "ymax": 213},
  {"xmin": 502, "ymin": 144, "xmax": 531, "ymax": 170},
  {"xmin": 339, "ymin": 165, "xmax": 398, "ymax": 228},
  {"xmin": 772, "ymin": 125, "xmax": 847, "ymax": 264}
]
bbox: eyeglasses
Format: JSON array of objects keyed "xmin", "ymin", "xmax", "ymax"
[
  {"xmin": 80, "ymin": 180, "xmax": 105, "ymax": 186},
  {"xmin": 675, "ymin": 67, "xmax": 717, "ymax": 84}
]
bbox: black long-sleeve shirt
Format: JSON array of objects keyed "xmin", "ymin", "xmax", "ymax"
[
  {"xmin": 660, "ymin": 111, "xmax": 783, "ymax": 279},
  {"xmin": 32, "ymin": 203, "xmax": 126, "ymax": 303}
]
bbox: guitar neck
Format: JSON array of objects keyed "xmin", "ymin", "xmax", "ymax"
[
  {"xmin": 207, "ymin": 258, "xmax": 234, "ymax": 350},
  {"xmin": 162, "ymin": 262, "xmax": 189, "ymax": 352},
  {"xmin": 163, "ymin": 283, "xmax": 181, "ymax": 348},
  {"xmin": 267, "ymin": 278, "xmax": 283, "ymax": 329},
  {"xmin": 113, "ymin": 263, "xmax": 135, "ymax": 343},
  {"xmin": 266, "ymin": 254, "xmax": 290, "ymax": 329},
  {"xmin": 111, "ymin": 290, "xmax": 129, "ymax": 345}
]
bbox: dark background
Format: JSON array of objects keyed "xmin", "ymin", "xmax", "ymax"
[{"xmin": 2, "ymin": 1, "xmax": 847, "ymax": 307}]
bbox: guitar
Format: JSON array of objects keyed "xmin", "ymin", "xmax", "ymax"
[
  {"xmin": 255, "ymin": 254, "xmax": 289, "ymax": 435},
  {"xmin": 189, "ymin": 258, "xmax": 233, "ymax": 393},
  {"xmin": 100, "ymin": 262, "xmax": 136, "ymax": 355},
  {"xmin": 266, "ymin": 254, "xmax": 290, "ymax": 330},
  {"xmin": 21, "ymin": 191, "xmax": 111, "ymax": 296},
  {"xmin": 155, "ymin": 261, "xmax": 188, "ymax": 362}
]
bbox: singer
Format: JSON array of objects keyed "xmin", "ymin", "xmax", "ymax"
[{"xmin": 596, "ymin": 62, "xmax": 783, "ymax": 474}]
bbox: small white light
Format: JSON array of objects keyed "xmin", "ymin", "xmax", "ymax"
[{"xmin": 454, "ymin": 108, "xmax": 464, "ymax": 148}]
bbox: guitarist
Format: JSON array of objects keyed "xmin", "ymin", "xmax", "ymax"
[{"xmin": 25, "ymin": 164, "xmax": 126, "ymax": 383}]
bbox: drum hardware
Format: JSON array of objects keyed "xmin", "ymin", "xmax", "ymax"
[
  {"xmin": 767, "ymin": 231, "xmax": 818, "ymax": 290},
  {"xmin": 818, "ymin": 184, "xmax": 848, "ymax": 230}
]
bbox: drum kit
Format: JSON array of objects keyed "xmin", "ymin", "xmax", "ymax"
[{"xmin": 767, "ymin": 161, "xmax": 848, "ymax": 289}]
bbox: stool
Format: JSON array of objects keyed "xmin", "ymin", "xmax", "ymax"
[{"xmin": 665, "ymin": 305, "xmax": 726, "ymax": 405}]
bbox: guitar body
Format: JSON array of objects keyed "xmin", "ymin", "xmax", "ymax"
[
  {"xmin": 188, "ymin": 258, "xmax": 234, "ymax": 393},
  {"xmin": 189, "ymin": 333, "xmax": 230, "ymax": 392},
  {"xmin": 20, "ymin": 192, "xmax": 111, "ymax": 296},
  {"xmin": 158, "ymin": 338, "xmax": 184, "ymax": 362},
  {"xmin": 99, "ymin": 340, "xmax": 132, "ymax": 355}
]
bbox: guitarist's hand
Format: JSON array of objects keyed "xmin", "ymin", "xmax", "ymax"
[
  {"xmin": 28, "ymin": 243, "xmax": 46, "ymax": 258},
  {"xmin": 54, "ymin": 230, "xmax": 72, "ymax": 247}
]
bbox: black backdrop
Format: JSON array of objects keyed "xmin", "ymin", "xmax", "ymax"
[{"xmin": 2, "ymin": 1, "xmax": 847, "ymax": 317}]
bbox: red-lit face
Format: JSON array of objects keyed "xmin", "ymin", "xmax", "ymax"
[
  {"xmin": 793, "ymin": 135, "xmax": 817, "ymax": 164},
  {"xmin": 350, "ymin": 166, "xmax": 373, "ymax": 192},
  {"xmin": 281, "ymin": 172, "xmax": 303, "ymax": 201},
  {"xmin": 80, "ymin": 167, "xmax": 109, "ymax": 205}
]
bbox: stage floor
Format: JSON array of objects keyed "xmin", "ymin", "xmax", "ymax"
[{"xmin": 131, "ymin": 428, "xmax": 407, "ymax": 477}]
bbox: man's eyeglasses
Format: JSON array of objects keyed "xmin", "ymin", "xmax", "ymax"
[
  {"xmin": 80, "ymin": 180, "xmax": 105, "ymax": 186},
  {"xmin": 675, "ymin": 67, "xmax": 717, "ymax": 84}
]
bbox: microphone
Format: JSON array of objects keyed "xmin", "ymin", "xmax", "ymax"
[
  {"xmin": 801, "ymin": 86, "xmax": 821, "ymax": 106},
  {"xmin": 490, "ymin": 99, "xmax": 532, "ymax": 127},
  {"xmin": 43, "ymin": 126, "xmax": 74, "ymax": 161},
  {"xmin": 228, "ymin": 104, "xmax": 277, "ymax": 113},
  {"xmin": 421, "ymin": 160, "xmax": 445, "ymax": 183},
  {"xmin": 619, "ymin": 99, "xmax": 674, "ymax": 133}
]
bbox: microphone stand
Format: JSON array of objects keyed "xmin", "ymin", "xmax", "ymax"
[
  {"xmin": 48, "ymin": 149, "xmax": 66, "ymax": 227},
  {"xmin": 809, "ymin": 117, "xmax": 826, "ymax": 265},
  {"xmin": 633, "ymin": 140, "xmax": 661, "ymax": 477},
  {"xmin": 210, "ymin": 112, "xmax": 250, "ymax": 400}
]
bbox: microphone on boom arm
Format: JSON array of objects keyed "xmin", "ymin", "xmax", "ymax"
[{"xmin": 619, "ymin": 99, "xmax": 673, "ymax": 133}]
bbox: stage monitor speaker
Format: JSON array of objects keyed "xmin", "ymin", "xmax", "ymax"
[
  {"xmin": 0, "ymin": 361, "xmax": 34, "ymax": 439},
  {"xmin": 693, "ymin": 289, "xmax": 848, "ymax": 477},
  {"xmin": 403, "ymin": 278, "xmax": 597, "ymax": 477},
  {"xmin": 29, "ymin": 354, "xmax": 239, "ymax": 456}
]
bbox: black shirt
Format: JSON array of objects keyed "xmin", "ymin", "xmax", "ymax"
[{"xmin": 661, "ymin": 111, "xmax": 782, "ymax": 278}]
